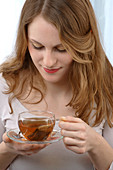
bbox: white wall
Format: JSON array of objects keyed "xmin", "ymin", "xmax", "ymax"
[
  {"xmin": 0, "ymin": 0, "xmax": 113, "ymax": 65},
  {"xmin": 0, "ymin": 0, "xmax": 25, "ymax": 63}
]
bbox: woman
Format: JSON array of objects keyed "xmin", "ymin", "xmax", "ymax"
[{"xmin": 0, "ymin": 0, "xmax": 113, "ymax": 169}]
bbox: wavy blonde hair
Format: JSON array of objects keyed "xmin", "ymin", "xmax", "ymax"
[{"xmin": 0, "ymin": 0, "xmax": 113, "ymax": 127}]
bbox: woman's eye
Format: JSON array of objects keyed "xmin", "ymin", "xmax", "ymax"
[
  {"xmin": 32, "ymin": 43, "xmax": 43, "ymax": 50},
  {"xmin": 56, "ymin": 48, "xmax": 66, "ymax": 53}
]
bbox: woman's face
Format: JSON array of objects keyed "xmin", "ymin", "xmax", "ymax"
[{"xmin": 28, "ymin": 15, "xmax": 73, "ymax": 84}]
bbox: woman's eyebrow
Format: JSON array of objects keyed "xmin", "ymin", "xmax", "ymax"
[
  {"xmin": 29, "ymin": 38, "xmax": 42, "ymax": 45},
  {"xmin": 29, "ymin": 38, "xmax": 63, "ymax": 48}
]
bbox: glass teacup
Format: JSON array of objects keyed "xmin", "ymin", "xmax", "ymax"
[{"xmin": 18, "ymin": 110, "xmax": 55, "ymax": 141}]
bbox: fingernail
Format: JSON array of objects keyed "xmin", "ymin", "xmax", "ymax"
[{"xmin": 60, "ymin": 117, "xmax": 66, "ymax": 121}]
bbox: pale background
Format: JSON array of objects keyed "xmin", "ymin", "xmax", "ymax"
[{"xmin": 0, "ymin": 0, "xmax": 113, "ymax": 65}]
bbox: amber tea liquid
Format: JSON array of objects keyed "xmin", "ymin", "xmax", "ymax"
[{"xmin": 18, "ymin": 117, "xmax": 55, "ymax": 141}]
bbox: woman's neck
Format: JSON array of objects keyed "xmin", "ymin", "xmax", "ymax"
[{"xmin": 44, "ymin": 80, "xmax": 72, "ymax": 99}]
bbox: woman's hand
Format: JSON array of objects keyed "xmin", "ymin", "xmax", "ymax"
[
  {"xmin": 59, "ymin": 116, "xmax": 113, "ymax": 170},
  {"xmin": 59, "ymin": 116, "xmax": 99, "ymax": 154},
  {"xmin": 2, "ymin": 132, "xmax": 49, "ymax": 156}
]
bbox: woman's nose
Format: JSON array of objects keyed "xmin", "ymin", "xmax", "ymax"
[{"xmin": 43, "ymin": 50, "xmax": 57, "ymax": 68}]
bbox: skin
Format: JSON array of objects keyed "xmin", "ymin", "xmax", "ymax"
[
  {"xmin": 0, "ymin": 133, "xmax": 48, "ymax": 170},
  {"xmin": 28, "ymin": 15, "xmax": 73, "ymax": 85},
  {"xmin": 0, "ymin": 15, "xmax": 113, "ymax": 170},
  {"xmin": 0, "ymin": 15, "xmax": 73, "ymax": 170},
  {"xmin": 59, "ymin": 116, "xmax": 113, "ymax": 170}
]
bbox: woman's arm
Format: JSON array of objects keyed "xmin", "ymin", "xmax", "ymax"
[
  {"xmin": 0, "ymin": 119, "xmax": 17, "ymax": 170},
  {"xmin": 0, "ymin": 141, "xmax": 17, "ymax": 170},
  {"xmin": 88, "ymin": 131, "xmax": 113, "ymax": 170},
  {"xmin": 0, "ymin": 132, "xmax": 49, "ymax": 170},
  {"xmin": 59, "ymin": 116, "xmax": 113, "ymax": 170}
]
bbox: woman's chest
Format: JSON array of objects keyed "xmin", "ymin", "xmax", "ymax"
[{"xmin": 19, "ymin": 98, "xmax": 75, "ymax": 119}]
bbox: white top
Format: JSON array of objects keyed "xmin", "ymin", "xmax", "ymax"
[{"xmin": 0, "ymin": 74, "xmax": 113, "ymax": 170}]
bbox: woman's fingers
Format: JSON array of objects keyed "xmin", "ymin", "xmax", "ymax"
[
  {"xmin": 16, "ymin": 144, "xmax": 47, "ymax": 155},
  {"xmin": 2, "ymin": 132, "xmax": 12, "ymax": 143},
  {"xmin": 60, "ymin": 116, "xmax": 83, "ymax": 123},
  {"xmin": 61, "ymin": 129, "xmax": 86, "ymax": 140},
  {"xmin": 59, "ymin": 118, "xmax": 86, "ymax": 131},
  {"xmin": 2, "ymin": 132, "xmax": 49, "ymax": 155},
  {"xmin": 65, "ymin": 144, "xmax": 86, "ymax": 154},
  {"xmin": 59, "ymin": 116, "xmax": 96, "ymax": 154},
  {"xmin": 63, "ymin": 136, "xmax": 86, "ymax": 147}
]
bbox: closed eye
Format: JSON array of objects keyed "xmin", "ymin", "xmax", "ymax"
[
  {"xmin": 32, "ymin": 43, "xmax": 44, "ymax": 50},
  {"xmin": 32, "ymin": 43, "xmax": 66, "ymax": 52},
  {"xmin": 29, "ymin": 39, "xmax": 66, "ymax": 52},
  {"xmin": 55, "ymin": 48, "xmax": 66, "ymax": 53}
]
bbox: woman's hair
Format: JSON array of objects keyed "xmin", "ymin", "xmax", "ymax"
[{"xmin": 0, "ymin": 0, "xmax": 113, "ymax": 127}]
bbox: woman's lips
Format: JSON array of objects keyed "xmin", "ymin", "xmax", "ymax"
[{"xmin": 43, "ymin": 67, "xmax": 61, "ymax": 73}]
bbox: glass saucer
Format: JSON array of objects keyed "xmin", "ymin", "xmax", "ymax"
[{"xmin": 7, "ymin": 128, "xmax": 63, "ymax": 144}]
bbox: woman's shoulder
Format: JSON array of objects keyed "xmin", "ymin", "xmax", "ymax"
[
  {"xmin": 0, "ymin": 73, "xmax": 8, "ymax": 88},
  {"xmin": 0, "ymin": 73, "xmax": 11, "ymax": 122},
  {"xmin": 0, "ymin": 73, "xmax": 9, "ymax": 103}
]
